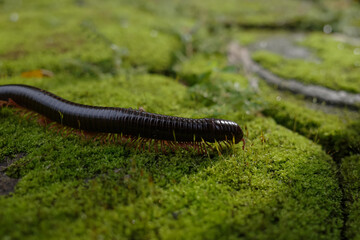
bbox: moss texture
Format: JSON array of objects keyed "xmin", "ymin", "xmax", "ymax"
[
  {"xmin": 1, "ymin": 0, "xmax": 360, "ymax": 239},
  {"xmin": 168, "ymin": 0, "xmax": 338, "ymax": 30},
  {"xmin": 341, "ymin": 155, "xmax": 360, "ymax": 240},
  {"xmin": 0, "ymin": 108, "xmax": 343, "ymax": 239},
  {"xmin": 262, "ymin": 91, "xmax": 360, "ymax": 160},
  {"xmin": 0, "ymin": 0, "xmax": 187, "ymax": 76},
  {"xmin": 0, "ymin": 69, "xmax": 344, "ymax": 240},
  {"xmin": 252, "ymin": 33, "xmax": 360, "ymax": 93}
]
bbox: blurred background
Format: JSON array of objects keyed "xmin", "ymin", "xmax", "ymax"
[{"xmin": 1, "ymin": 0, "xmax": 360, "ymax": 77}]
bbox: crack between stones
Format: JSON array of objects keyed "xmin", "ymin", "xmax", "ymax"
[{"xmin": 226, "ymin": 42, "xmax": 360, "ymax": 109}]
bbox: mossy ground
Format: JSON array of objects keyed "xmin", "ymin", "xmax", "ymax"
[
  {"xmin": 252, "ymin": 33, "xmax": 360, "ymax": 93},
  {"xmin": 341, "ymin": 155, "xmax": 360, "ymax": 240},
  {"xmin": 0, "ymin": 107, "xmax": 343, "ymax": 239},
  {"xmin": 1, "ymin": 0, "xmax": 360, "ymax": 239},
  {"xmin": 260, "ymin": 83, "xmax": 360, "ymax": 160}
]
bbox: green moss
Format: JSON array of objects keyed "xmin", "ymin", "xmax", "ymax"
[
  {"xmin": 173, "ymin": 53, "xmax": 261, "ymax": 119},
  {"xmin": 0, "ymin": 111, "xmax": 342, "ymax": 239},
  {"xmin": 252, "ymin": 33, "xmax": 360, "ymax": 93},
  {"xmin": 1, "ymin": 0, "xmax": 359, "ymax": 239},
  {"xmin": 168, "ymin": 0, "xmax": 336, "ymax": 30},
  {"xmin": 261, "ymin": 88, "xmax": 360, "ymax": 159},
  {"xmin": 0, "ymin": 59, "xmax": 343, "ymax": 240},
  {"xmin": 0, "ymin": 1, "xmax": 185, "ymax": 76},
  {"xmin": 174, "ymin": 53, "xmax": 248, "ymax": 87},
  {"xmin": 233, "ymin": 29, "xmax": 276, "ymax": 46},
  {"xmin": 340, "ymin": 155, "xmax": 360, "ymax": 240},
  {"xmin": 174, "ymin": 54, "xmax": 228, "ymax": 85}
]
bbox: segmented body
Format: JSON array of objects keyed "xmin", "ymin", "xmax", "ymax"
[{"xmin": 0, "ymin": 84, "xmax": 244, "ymax": 152}]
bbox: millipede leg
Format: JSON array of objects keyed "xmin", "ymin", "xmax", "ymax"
[
  {"xmin": 201, "ymin": 142, "xmax": 207, "ymax": 155},
  {"xmin": 142, "ymin": 138, "xmax": 148, "ymax": 151},
  {"xmin": 136, "ymin": 138, "xmax": 145, "ymax": 151},
  {"xmin": 183, "ymin": 142, "xmax": 193, "ymax": 152},
  {"xmin": 193, "ymin": 142, "xmax": 200, "ymax": 154},
  {"xmin": 64, "ymin": 128, "xmax": 74, "ymax": 137},
  {"xmin": 0, "ymin": 100, "xmax": 9, "ymax": 107},
  {"xmin": 147, "ymin": 139, "xmax": 153, "ymax": 152},
  {"xmin": 123, "ymin": 135, "xmax": 131, "ymax": 145},
  {"xmin": 128, "ymin": 136, "xmax": 138, "ymax": 149},
  {"xmin": 224, "ymin": 140, "xmax": 232, "ymax": 148},
  {"xmin": 116, "ymin": 134, "xmax": 122, "ymax": 144},
  {"xmin": 117, "ymin": 134, "xmax": 126, "ymax": 144},
  {"xmin": 160, "ymin": 140, "xmax": 166, "ymax": 154},
  {"xmin": 7, "ymin": 98, "xmax": 20, "ymax": 108},
  {"xmin": 219, "ymin": 142, "xmax": 223, "ymax": 152},
  {"xmin": 110, "ymin": 134, "xmax": 115, "ymax": 144},
  {"xmin": 154, "ymin": 140, "xmax": 159, "ymax": 153},
  {"xmin": 99, "ymin": 133, "xmax": 107, "ymax": 144},
  {"xmin": 165, "ymin": 141, "xmax": 176, "ymax": 152},
  {"xmin": 205, "ymin": 142, "xmax": 214, "ymax": 152},
  {"xmin": 170, "ymin": 141, "xmax": 179, "ymax": 151}
]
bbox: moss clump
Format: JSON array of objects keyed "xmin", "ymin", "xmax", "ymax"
[
  {"xmin": 262, "ymin": 90, "xmax": 360, "ymax": 160},
  {"xmin": 174, "ymin": 53, "xmax": 248, "ymax": 87},
  {"xmin": 340, "ymin": 155, "xmax": 360, "ymax": 240},
  {"xmin": 174, "ymin": 53, "xmax": 261, "ymax": 119},
  {"xmin": 174, "ymin": 54, "xmax": 228, "ymax": 85},
  {"xmin": 252, "ymin": 33, "xmax": 360, "ymax": 93}
]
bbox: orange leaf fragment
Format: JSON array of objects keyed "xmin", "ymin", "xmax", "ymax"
[{"xmin": 21, "ymin": 69, "xmax": 54, "ymax": 78}]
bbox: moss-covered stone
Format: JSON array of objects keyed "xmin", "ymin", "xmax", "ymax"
[
  {"xmin": 2, "ymin": 0, "xmax": 360, "ymax": 239},
  {"xmin": 252, "ymin": 33, "xmax": 360, "ymax": 93},
  {"xmin": 0, "ymin": 63, "xmax": 343, "ymax": 240},
  {"xmin": 174, "ymin": 53, "xmax": 228, "ymax": 85},
  {"xmin": 169, "ymin": 0, "xmax": 337, "ymax": 30},
  {"xmin": 0, "ymin": 108, "xmax": 343, "ymax": 239},
  {"xmin": 261, "ymin": 88, "xmax": 360, "ymax": 160},
  {"xmin": 340, "ymin": 155, "xmax": 360, "ymax": 240},
  {"xmin": 0, "ymin": 0, "xmax": 186, "ymax": 76}
]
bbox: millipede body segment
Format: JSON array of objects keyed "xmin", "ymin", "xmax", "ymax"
[{"xmin": 0, "ymin": 84, "xmax": 244, "ymax": 153}]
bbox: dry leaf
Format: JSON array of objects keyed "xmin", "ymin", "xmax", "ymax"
[{"xmin": 21, "ymin": 69, "xmax": 54, "ymax": 78}]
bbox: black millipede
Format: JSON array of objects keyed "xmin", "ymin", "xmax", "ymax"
[{"xmin": 0, "ymin": 84, "xmax": 245, "ymax": 154}]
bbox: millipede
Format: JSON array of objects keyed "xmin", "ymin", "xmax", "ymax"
[{"xmin": 0, "ymin": 84, "xmax": 245, "ymax": 154}]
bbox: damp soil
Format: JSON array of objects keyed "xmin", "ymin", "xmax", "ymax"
[{"xmin": 0, "ymin": 153, "xmax": 26, "ymax": 195}]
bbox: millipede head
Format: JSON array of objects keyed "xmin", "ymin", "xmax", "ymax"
[{"xmin": 206, "ymin": 118, "xmax": 244, "ymax": 144}]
